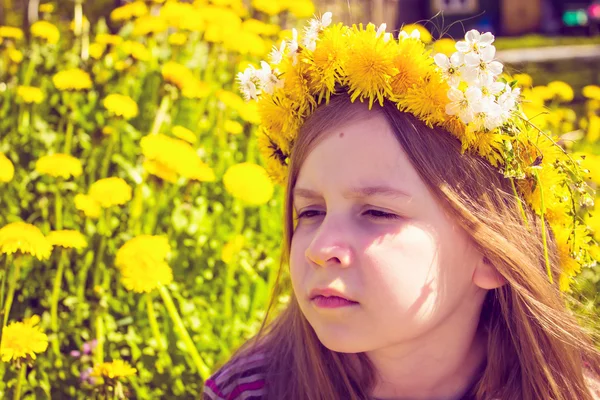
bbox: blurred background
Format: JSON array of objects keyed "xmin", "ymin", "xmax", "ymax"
[{"xmin": 0, "ymin": 0, "xmax": 599, "ymax": 399}]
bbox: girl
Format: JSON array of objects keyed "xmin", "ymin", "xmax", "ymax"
[{"xmin": 203, "ymin": 14, "xmax": 600, "ymax": 400}]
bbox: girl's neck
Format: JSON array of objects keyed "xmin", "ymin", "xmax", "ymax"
[{"xmin": 367, "ymin": 301, "xmax": 487, "ymax": 400}]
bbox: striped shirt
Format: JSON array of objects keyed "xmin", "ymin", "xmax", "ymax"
[{"xmin": 202, "ymin": 352, "xmax": 267, "ymax": 400}]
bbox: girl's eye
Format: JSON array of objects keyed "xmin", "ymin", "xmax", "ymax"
[
  {"xmin": 364, "ymin": 209, "xmax": 400, "ymax": 220},
  {"xmin": 296, "ymin": 210, "xmax": 324, "ymax": 219}
]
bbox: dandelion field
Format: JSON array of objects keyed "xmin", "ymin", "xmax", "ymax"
[{"xmin": 0, "ymin": 1, "xmax": 600, "ymax": 399}]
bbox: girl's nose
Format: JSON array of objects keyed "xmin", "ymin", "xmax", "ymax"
[{"xmin": 305, "ymin": 220, "xmax": 353, "ymax": 268}]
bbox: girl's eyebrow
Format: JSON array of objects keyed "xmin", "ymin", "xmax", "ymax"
[{"xmin": 293, "ymin": 186, "xmax": 412, "ymax": 200}]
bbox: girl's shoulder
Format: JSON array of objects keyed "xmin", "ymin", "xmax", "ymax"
[{"xmin": 202, "ymin": 352, "xmax": 268, "ymax": 400}]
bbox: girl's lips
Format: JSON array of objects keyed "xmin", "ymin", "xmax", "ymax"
[{"xmin": 311, "ymin": 295, "xmax": 359, "ymax": 309}]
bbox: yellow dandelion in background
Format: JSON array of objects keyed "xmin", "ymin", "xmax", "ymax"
[
  {"xmin": 89, "ymin": 43, "xmax": 105, "ymax": 59},
  {"xmin": 181, "ymin": 79, "xmax": 211, "ymax": 99},
  {"xmin": 224, "ymin": 120, "xmax": 243, "ymax": 135},
  {"xmin": 142, "ymin": 160, "xmax": 178, "ymax": 183},
  {"xmin": 16, "ymin": 86, "xmax": 44, "ymax": 104},
  {"xmin": 133, "ymin": 16, "xmax": 168, "ymax": 36},
  {"xmin": 251, "ymin": 0, "xmax": 285, "ymax": 16},
  {"xmin": 221, "ymin": 235, "xmax": 245, "ymax": 264},
  {"xmin": 111, "ymin": 1, "xmax": 148, "ymax": 21},
  {"xmin": 95, "ymin": 33, "xmax": 123, "ymax": 46},
  {"xmin": 30, "ymin": 20, "xmax": 59, "ymax": 44},
  {"xmin": 241, "ymin": 19, "xmax": 280, "ymax": 36},
  {"xmin": 223, "ymin": 162, "xmax": 274, "ymax": 206},
  {"xmin": 345, "ymin": 23, "xmax": 397, "ymax": 108},
  {"xmin": 35, "ymin": 153, "xmax": 82, "ymax": 179},
  {"xmin": 103, "ymin": 94, "xmax": 139, "ymax": 120},
  {"xmin": 239, "ymin": 101, "xmax": 261, "ymax": 124},
  {"xmin": 39, "ymin": 3, "xmax": 55, "ymax": 13},
  {"xmin": 161, "ymin": 61, "xmax": 192, "ymax": 89},
  {"xmin": 8, "ymin": 48, "xmax": 23, "ymax": 63},
  {"xmin": 89, "ymin": 177, "xmax": 132, "ymax": 208},
  {"xmin": 53, "ymin": 68, "xmax": 92, "ymax": 91},
  {"xmin": 119, "ymin": 40, "xmax": 151, "ymax": 61},
  {"xmin": 513, "ymin": 73, "xmax": 533, "ymax": 88},
  {"xmin": 116, "ymin": 235, "xmax": 173, "ymax": 293},
  {"xmin": 0, "ymin": 26, "xmax": 24, "ymax": 40},
  {"xmin": 188, "ymin": 162, "xmax": 216, "ymax": 182},
  {"xmin": 168, "ymin": 32, "xmax": 187, "ymax": 46},
  {"xmin": 91, "ymin": 359, "xmax": 137, "ymax": 380},
  {"xmin": 172, "ymin": 126, "xmax": 196, "ymax": 143},
  {"xmin": 0, "ymin": 222, "xmax": 53, "ymax": 260},
  {"xmin": 288, "ymin": 0, "xmax": 315, "ymax": 18},
  {"xmin": 0, "ymin": 315, "xmax": 48, "ymax": 363},
  {"xmin": 47, "ymin": 230, "xmax": 87, "ymax": 250},
  {"xmin": 74, "ymin": 194, "xmax": 101, "ymax": 219},
  {"xmin": 547, "ymin": 81, "xmax": 574, "ymax": 103},
  {"xmin": 583, "ymin": 85, "xmax": 600, "ymax": 101},
  {"xmin": 432, "ymin": 38, "xmax": 456, "ymax": 56},
  {"xmin": 216, "ymin": 90, "xmax": 245, "ymax": 112},
  {"xmin": 401, "ymin": 23, "xmax": 432, "ymax": 43},
  {"xmin": 0, "ymin": 153, "xmax": 15, "ymax": 183}
]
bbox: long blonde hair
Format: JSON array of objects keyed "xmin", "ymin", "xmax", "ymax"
[{"xmin": 220, "ymin": 94, "xmax": 600, "ymax": 400}]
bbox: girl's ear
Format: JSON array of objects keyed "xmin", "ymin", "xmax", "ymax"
[{"xmin": 473, "ymin": 256, "xmax": 507, "ymax": 290}]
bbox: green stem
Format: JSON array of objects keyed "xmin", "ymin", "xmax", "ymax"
[
  {"xmin": 95, "ymin": 311, "xmax": 104, "ymax": 365},
  {"xmin": 158, "ymin": 285, "xmax": 210, "ymax": 379},
  {"xmin": 510, "ymin": 178, "xmax": 529, "ymax": 230},
  {"xmin": 13, "ymin": 364, "xmax": 26, "ymax": 400},
  {"xmin": 100, "ymin": 133, "xmax": 116, "ymax": 179},
  {"xmin": 22, "ymin": 44, "xmax": 38, "ymax": 86},
  {"xmin": 222, "ymin": 203, "xmax": 245, "ymax": 320},
  {"xmin": 145, "ymin": 293, "xmax": 170, "ymax": 372},
  {"xmin": 3, "ymin": 256, "xmax": 21, "ymax": 328},
  {"xmin": 0, "ymin": 255, "xmax": 10, "ymax": 346},
  {"xmin": 54, "ymin": 182, "xmax": 63, "ymax": 230},
  {"xmin": 63, "ymin": 118, "xmax": 74, "ymax": 154},
  {"xmin": 535, "ymin": 171, "xmax": 553, "ymax": 284},
  {"xmin": 51, "ymin": 251, "xmax": 68, "ymax": 345},
  {"xmin": 149, "ymin": 95, "xmax": 171, "ymax": 136}
]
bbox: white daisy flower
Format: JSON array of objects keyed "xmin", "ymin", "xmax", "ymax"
[
  {"xmin": 456, "ymin": 30, "xmax": 495, "ymax": 54},
  {"xmin": 237, "ymin": 67, "xmax": 259, "ymax": 101},
  {"xmin": 461, "ymin": 45, "xmax": 503, "ymax": 85},
  {"xmin": 434, "ymin": 52, "xmax": 464, "ymax": 87},
  {"xmin": 269, "ymin": 40, "xmax": 286, "ymax": 65},
  {"xmin": 446, "ymin": 87, "xmax": 482, "ymax": 124},
  {"xmin": 399, "ymin": 29, "xmax": 421, "ymax": 41},
  {"xmin": 256, "ymin": 61, "xmax": 284, "ymax": 95}
]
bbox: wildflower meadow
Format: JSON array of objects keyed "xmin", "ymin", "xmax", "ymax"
[{"xmin": 0, "ymin": 0, "xmax": 599, "ymax": 399}]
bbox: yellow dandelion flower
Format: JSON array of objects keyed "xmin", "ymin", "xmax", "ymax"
[
  {"xmin": 103, "ymin": 94, "xmax": 139, "ymax": 120},
  {"xmin": 52, "ymin": 68, "xmax": 92, "ymax": 91},
  {"xmin": 172, "ymin": 126, "xmax": 196, "ymax": 143},
  {"xmin": 547, "ymin": 81, "xmax": 574, "ymax": 103},
  {"xmin": 110, "ymin": 1, "xmax": 148, "ymax": 21},
  {"xmin": 35, "ymin": 153, "xmax": 82, "ymax": 179},
  {"xmin": 168, "ymin": 32, "xmax": 188, "ymax": 46},
  {"xmin": 0, "ymin": 222, "xmax": 53, "ymax": 260},
  {"xmin": 39, "ymin": 3, "xmax": 55, "ymax": 13},
  {"xmin": 239, "ymin": 101, "xmax": 261, "ymax": 124},
  {"xmin": 31, "ymin": 20, "xmax": 59, "ymax": 44},
  {"xmin": 17, "ymin": 86, "xmax": 44, "ymax": 104},
  {"xmin": 306, "ymin": 23, "xmax": 349, "ymax": 103},
  {"xmin": 95, "ymin": 33, "xmax": 123, "ymax": 46},
  {"xmin": 89, "ymin": 43, "xmax": 105, "ymax": 59},
  {"xmin": 224, "ymin": 120, "xmax": 243, "ymax": 135},
  {"xmin": 47, "ymin": 230, "xmax": 87, "ymax": 250},
  {"xmin": 132, "ymin": 16, "xmax": 168, "ymax": 36},
  {"xmin": 513, "ymin": 73, "xmax": 533, "ymax": 88},
  {"xmin": 391, "ymin": 38, "xmax": 433, "ymax": 95},
  {"xmin": 288, "ymin": 0, "xmax": 315, "ymax": 18},
  {"xmin": 583, "ymin": 85, "xmax": 600, "ymax": 101},
  {"xmin": 216, "ymin": 90, "xmax": 245, "ymax": 112},
  {"xmin": 119, "ymin": 40, "xmax": 151, "ymax": 61},
  {"xmin": 74, "ymin": 194, "xmax": 101, "ymax": 219},
  {"xmin": 345, "ymin": 23, "xmax": 397, "ymax": 108},
  {"xmin": 91, "ymin": 359, "xmax": 137, "ymax": 380},
  {"xmin": 472, "ymin": 132, "xmax": 505, "ymax": 167},
  {"xmin": 161, "ymin": 61, "xmax": 194, "ymax": 89},
  {"xmin": 0, "ymin": 315, "xmax": 48, "ymax": 362},
  {"xmin": 0, "ymin": 26, "xmax": 23, "ymax": 40},
  {"xmin": 0, "ymin": 153, "xmax": 15, "ymax": 183},
  {"xmin": 401, "ymin": 23, "xmax": 432, "ymax": 43},
  {"xmin": 432, "ymin": 38, "xmax": 456, "ymax": 56},
  {"xmin": 188, "ymin": 162, "xmax": 216, "ymax": 182},
  {"xmin": 181, "ymin": 79, "xmax": 210, "ymax": 99},
  {"xmin": 519, "ymin": 165, "xmax": 566, "ymax": 216},
  {"xmin": 89, "ymin": 177, "xmax": 132, "ymax": 208},
  {"xmin": 224, "ymin": 30, "xmax": 267, "ymax": 57},
  {"xmin": 8, "ymin": 48, "xmax": 23, "ymax": 63},
  {"xmin": 116, "ymin": 235, "xmax": 173, "ymax": 293},
  {"xmin": 242, "ymin": 19, "xmax": 280, "ymax": 36},
  {"xmin": 251, "ymin": 0, "xmax": 285, "ymax": 16},
  {"xmin": 141, "ymin": 134, "xmax": 212, "ymax": 180},
  {"xmin": 258, "ymin": 94, "xmax": 302, "ymax": 142},
  {"xmin": 223, "ymin": 162, "xmax": 274, "ymax": 206},
  {"xmin": 398, "ymin": 72, "xmax": 449, "ymax": 127},
  {"xmin": 221, "ymin": 235, "xmax": 245, "ymax": 264},
  {"xmin": 143, "ymin": 160, "xmax": 178, "ymax": 183}
]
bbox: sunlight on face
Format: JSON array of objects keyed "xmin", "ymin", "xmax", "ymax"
[{"xmin": 289, "ymin": 112, "xmax": 484, "ymax": 353}]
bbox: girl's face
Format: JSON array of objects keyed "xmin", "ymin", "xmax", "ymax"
[{"xmin": 290, "ymin": 112, "xmax": 487, "ymax": 353}]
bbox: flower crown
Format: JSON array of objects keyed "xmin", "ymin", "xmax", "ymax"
[{"xmin": 237, "ymin": 12, "xmax": 596, "ymax": 290}]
